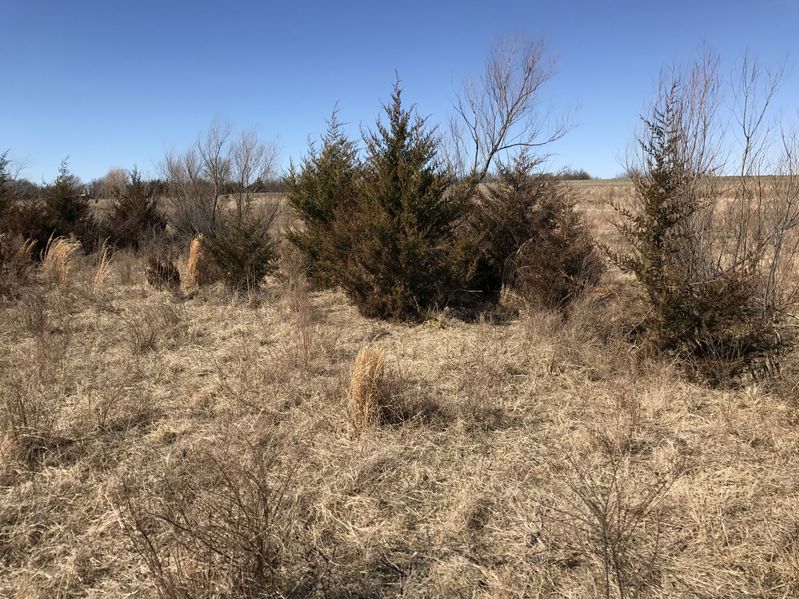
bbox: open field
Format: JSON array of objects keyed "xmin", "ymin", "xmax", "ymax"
[{"xmin": 2, "ymin": 181, "xmax": 799, "ymax": 598}]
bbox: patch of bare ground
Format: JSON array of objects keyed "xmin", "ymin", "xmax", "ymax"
[{"xmin": 1, "ymin": 220, "xmax": 798, "ymax": 597}]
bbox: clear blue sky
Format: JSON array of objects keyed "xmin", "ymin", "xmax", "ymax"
[{"xmin": 2, "ymin": 0, "xmax": 798, "ymax": 182}]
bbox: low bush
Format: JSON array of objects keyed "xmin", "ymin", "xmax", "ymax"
[
  {"xmin": 104, "ymin": 168, "xmax": 166, "ymax": 249},
  {"xmin": 465, "ymin": 155, "xmax": 603, "ymax": 308},
  {"xmin": 3, "ymin": 159, "xmax": 96, "ymax": 251},
  {"xmin": 204, "ymin": 215, "xmax": 279, "ymax": 293}
]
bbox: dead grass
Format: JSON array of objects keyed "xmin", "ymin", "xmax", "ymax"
[
  {"xmin": 185, "ymin": 233, "xmax": 219, "ymax": 289},
  {"xmin": 40, "ymin": 236, "xmax": 81, "ymax": 289},
  {"xmin": 1, "ymin": 183, "xmax": 798, "ymax": 597},
  {"xmin": 348, "ymin": 345, "xmax": 387, "ymax": 431}
]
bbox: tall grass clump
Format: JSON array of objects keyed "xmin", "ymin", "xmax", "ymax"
[
  {"xmin": 347, "ymin": 345, "xmax": 387, "ymax": 431},
  {"xmin": 91, "ymin": 240, "xmax": 114, "ymax": 297},
  {"xmin": 0, "ymin": 234, "xmax": 35, "ymax": 298},
  {"xmin": 41, "ymin": 236, "xmax": 81, "ymax": 289}
]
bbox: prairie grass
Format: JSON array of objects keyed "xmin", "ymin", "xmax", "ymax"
[
  {"xmin": 91, "ymin": 240, "xmax": 113, "ymax": 297},
  {"xmin": 0, "ymin": 182, "xmax": 798, "ymax": 597},
  {"xmin": 347, "ymin": 345, "xmax": 387, "ymax": 430},
  {"xmin": 40, "ymin": 236, "xmax": 81, "ymax": 289}
]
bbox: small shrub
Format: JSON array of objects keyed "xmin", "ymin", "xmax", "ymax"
[
  {"xmin": 204, "ymin": 216, "xmax": 279, "ymax": 293},
  {"xmin": 551, "ymin": 449, "xmax": 681, "ymax": 599},
  {"xmin": 347, "ymin": 345, "xmax": 387, "ymax": 431},
  {"xmin": 3, "ymin": 199, "xmax": 58, "ymax": 251},
  {"xmin": 3, "ymin": 158, "xmax": 96, "ymax": 250},
  {"xmin": 285, "ymin": 110, "xmax": 361, "ymax": 288},
  {"xmin": 465, "ymin": 155, "xmax": 603, "ymax": 308},
  {"xmin": 44, "ymin": 158, "xmax": 96, "ymax": 244},
  {"xmin": 144, "ymin": 255, "xmax": 180, "ymax": 291},
  {"xmin": 121, "ymin": 437, "xmax": 321, "ymax": 597},
  {"xmin": 104, "ymin": 168, "xmax": 166, "ymax": 249}
]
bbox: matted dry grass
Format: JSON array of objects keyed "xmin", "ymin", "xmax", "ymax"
[{"xmin": 1, "ymin": 183, "xmax": 798, "ymax": 597}]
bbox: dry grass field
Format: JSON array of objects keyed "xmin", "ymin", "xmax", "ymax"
[{"xmin": 2, "ymin": 181, "xmax": 799, "ymax": 597}]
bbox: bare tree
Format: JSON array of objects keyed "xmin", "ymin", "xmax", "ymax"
[
  {"xmin": 162, "ymin": 122, "xmax": 279, "ymax": 235},
  {"xmin": 450, "ymin": 35, "xmax": 571, "ymax": 182},
  {"xmin": 102, "ymin": 167, "xmax": 129, "ymax": 199},
  {"xmin": 230, "ymin": 129, "xmax": 278, "ymax": 221},
  {"xmin": 162, "ymin": 147, "xmax": 215, "ymax": 234},
  {"xmin": 196, "ymin": 119, "xmax": 232, "ymax": 224}
]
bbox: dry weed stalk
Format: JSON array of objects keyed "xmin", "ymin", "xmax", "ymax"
[
  {"xmin": 91, "ymin": 241, "xmax": 114, "ymax": 296},
  {"xmin": 347, "ymin": 345, "xmax": 387, "ymax": 431},
  {"xmin": 41, "ymin": 236, "xmax": 81, "ymax": 289},
  {"xmin": 121, "ymin": 437, "xmax": 322, "ymax": 597}
]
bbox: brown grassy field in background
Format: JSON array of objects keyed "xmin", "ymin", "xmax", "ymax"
[{"xmin": 2, "ymin": 181, "xmax": 798, "ymax": 597}]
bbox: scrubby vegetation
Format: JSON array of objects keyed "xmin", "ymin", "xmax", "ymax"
[
  {"xmin": 465, "ymin": 154, "xmax": 603, "ymax": 307},
  {"xmin": 1, "ymin": 44, "xmax": 799, "ymax": 598},
  {"xmin": 285, "ymin": 111, "xmax": 361, "ymax": 289},
  {"xmin": 610, "ymin": 55, "xmax": 799, "ymax": 384},
  {"xmin": 103, "ymin": 168, "xmax": 166, "ymax": 249}
]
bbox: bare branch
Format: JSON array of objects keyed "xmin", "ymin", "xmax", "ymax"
[
  {"xmin": 230, "ymin": 129, "xmax": 279, "ymax": 221},
  {"xmin": 450, "ymin": 35, "xmax": 571, "ymax": 182}
]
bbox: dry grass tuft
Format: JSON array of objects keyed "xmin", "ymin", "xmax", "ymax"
[
  {"xmin": 124, "ymin": 300, "xmax": 189, "ymax": 355},
  {"xmin": 0, "ymin": 234, "xmax": 35, "ymax": 298},
  {"xmin": 91, "ymin": 241, "xmax": 114, "ymax": 297},
  {"xmin": 347, "ymin": 345, "xmax": 387, "ymax": 431},
  {"xmin": 40, "ymin": 236, "xmax": 81, "ymax": 289},
  {"xmin": 185, "ymin": 233, "xmax": 219, "ymax": 288}
]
